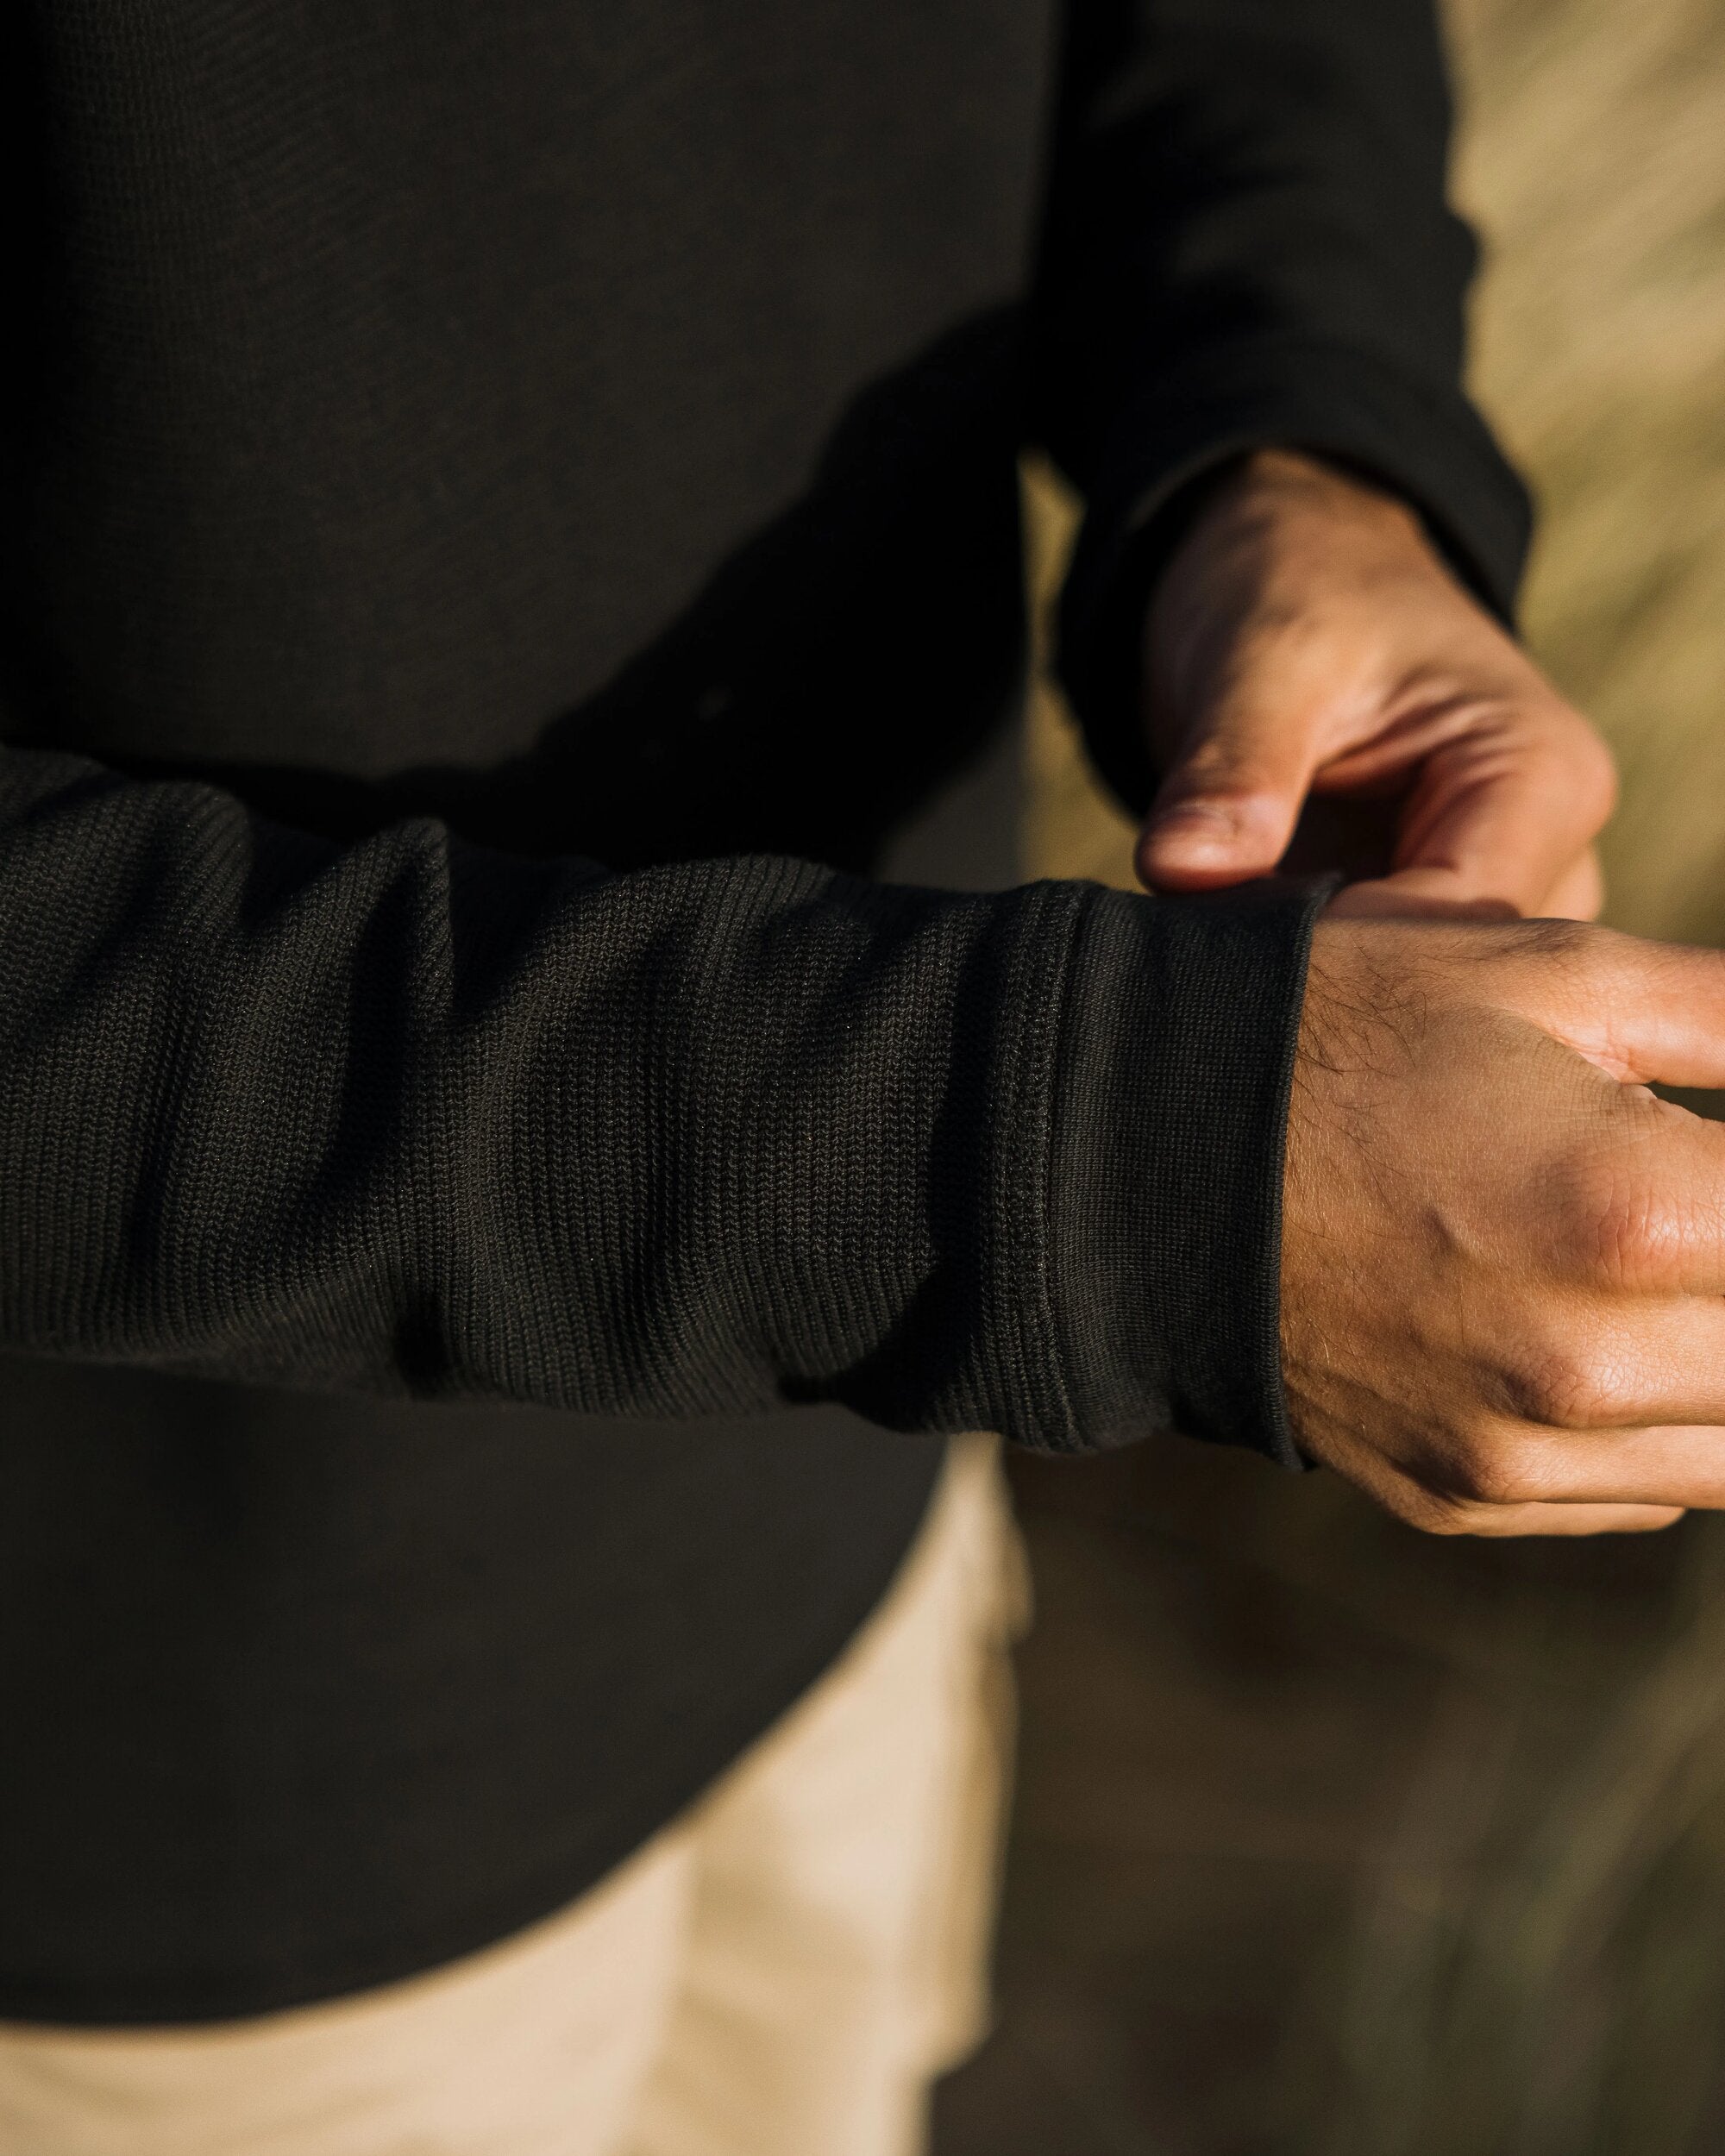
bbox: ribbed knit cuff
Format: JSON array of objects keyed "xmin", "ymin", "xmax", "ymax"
[
  {"xmin": 1046, "ymin": 876, "xmax": 1329, "ymax": 1467},
  {"xmin": 1055, "ymin": 334, "xmax": 1535, "ymax": 818}
]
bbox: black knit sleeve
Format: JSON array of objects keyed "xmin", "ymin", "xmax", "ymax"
[
  {"xmin": 1036, "ymin": 0, "xmax": 1535, "ymax": 815},
  {"xmin": 0, "ymin": 745, "xmax": 1322, "ymax": 1457}
]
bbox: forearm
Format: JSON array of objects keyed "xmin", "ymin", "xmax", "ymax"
[{"xmin": 0, "ymin": 743, "xmax": 1321, "ymax": 1454}]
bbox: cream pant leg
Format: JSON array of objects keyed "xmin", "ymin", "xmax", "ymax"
[{"xmin": 0, "ymin": 1434, "xmax": 1026, "ymax": 2156}]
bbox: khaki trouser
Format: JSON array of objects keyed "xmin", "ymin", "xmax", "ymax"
[{"xmin": 0, "ymin": 1435, "xmax": 1026, "ymax": 2156}]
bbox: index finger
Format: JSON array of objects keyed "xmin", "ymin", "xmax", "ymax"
[
  {"xmin": 1392, "ymin": 711, "xmax": 1616, "ymax": 917},
  {"xmin": 1510, "ymin": 931, "xmax": 1725, "ymax": 1089}
]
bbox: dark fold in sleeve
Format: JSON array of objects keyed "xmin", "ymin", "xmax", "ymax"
[
  {"xmin": 0, "ymin": 745, "xmax": 1322, "ymax": 1457},
  {"xmin": 1036, "ymin": 0, "xmax": 1536, "ymax": 815}
]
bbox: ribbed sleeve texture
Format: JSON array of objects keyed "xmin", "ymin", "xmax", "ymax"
[
  {"xmin": 1037, "ymin": 0, "xmax": 1535, "ymax": 814},
  {"xmin": 0, "ymin": 0, "xmax": 1534, "ymax": 2023},
  {"xmin": 1051, "ymin": 880, "xmax": 1325, "ymax": 1468},
  {"xmin": 0, "ymin": 746, "xmax": 1324, "ymax": 1459}
]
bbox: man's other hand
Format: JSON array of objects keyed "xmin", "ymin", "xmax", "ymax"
[
  {"xmin": 1286, "ymin": 917, "xmax": 1725, "ymax": 1536},
  {"xmin": 1138, "ymin": 449, "xmax": 1615, "ymax": 922}
]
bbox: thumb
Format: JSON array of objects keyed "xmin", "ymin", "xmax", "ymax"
[{"xmin": 1137, "ymin": 693, "xmax": 1322, "ymax": 892}]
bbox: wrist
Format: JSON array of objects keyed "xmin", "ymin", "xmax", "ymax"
[{"xmin": 1165, "ymin": 447, "xmax": 1440, "ymax": 594}]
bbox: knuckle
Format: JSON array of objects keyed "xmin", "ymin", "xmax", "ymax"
[
  {"xmin": 1559, "ymin": 1157, "xmax": 1674, "ymax": 1287},
  {"xmin": 1446, "ymin": 1431, "xmax": 1546, "ymax": 1507},
  {"xmin": 1485, "ymin": 915, "xmax": 1603, "ymax": 1000},
  {"xmin": 1512, "ymin": 915, "xmax": 1597, "ymax": 969},
  {"xmin": 1376, "ymin": 1482, "xmax": 1466, "ymax": 1536},
  {"xmin": 1502, "ymin": 1341, "xmax": 1622, "ymax": 1430},
  {"xmin": 1543, "ymin": 707, "xmax": 1620, "ymax": 821},
  {"xmin": 1396, "ymin": 1489, "xmax": 1490, "ymax": 1539},
  {"xmin": 1580, "ymin": 736, "xmax": 1621, "ymax": 823}
]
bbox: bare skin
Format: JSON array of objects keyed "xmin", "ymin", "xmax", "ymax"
[
  {"xmin": 1288, "ymin": 916, "xmax": 1725, "ymax": 1535},
  {"xmin": 1139, "ymin": 448, "xmax": 1615, "ymax": 923},
  {"xmin": 1140, "ymin": 449, "xmax": 1725, "ymax": 1536}
]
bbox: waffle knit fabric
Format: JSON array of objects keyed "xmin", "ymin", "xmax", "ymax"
[{"xmin": 0, "ymin": 0, "xmax": 1527, "ymax": 2018}]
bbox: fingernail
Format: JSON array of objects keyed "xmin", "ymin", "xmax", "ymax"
[{"xmin": 1146, "ymin": 804, "xmax": 1239, "ymax": 854}]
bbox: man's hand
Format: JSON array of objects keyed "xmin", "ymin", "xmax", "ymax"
[
  {"xmin": 1138, "ymin": 449, "xmax": 1616, "ymax": 921},
  {"xmin": 1287, "ymin": 915, "xmax": 1725, "ymax": 1536}
]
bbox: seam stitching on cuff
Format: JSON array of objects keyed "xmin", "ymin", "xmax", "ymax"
[{"xmin": 1023, "ymin": 880, "xmax": 1091, "ymax": 1452}]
